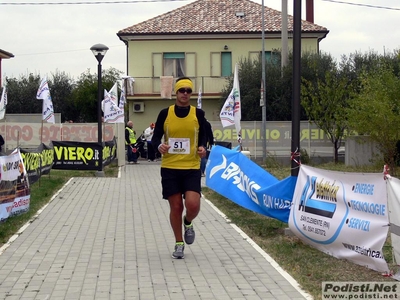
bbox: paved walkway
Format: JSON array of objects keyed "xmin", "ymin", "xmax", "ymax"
[{"xmin": 0, "ymin": 161, "xmax": 311, "ymax": 300}]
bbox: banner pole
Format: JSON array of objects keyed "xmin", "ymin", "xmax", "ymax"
[
  {"xmin": 4, "ymin": 116, "xmax": 7, "ymax": 153},
  {"xmin": 40, "ymin": 119, "xmax": 44, "ymax": 144},
  {"xmin": 101, "ymin": 118, "xmax": 106, "ymax": 142}
]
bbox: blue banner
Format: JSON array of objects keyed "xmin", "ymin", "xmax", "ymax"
[{"xmin": 205, "ymin": 145, "xmax": 297, "ymax": 223}]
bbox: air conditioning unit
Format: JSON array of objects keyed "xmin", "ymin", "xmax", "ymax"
[{"xmin": 133, "ymin": 102, "xmax": 144, "ymax": 113}]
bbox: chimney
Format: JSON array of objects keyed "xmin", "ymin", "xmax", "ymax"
[{"xmin": 306, "ymin": 0, "xmax": 314, "ymax": 23}]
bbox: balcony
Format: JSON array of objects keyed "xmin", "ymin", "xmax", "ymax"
[{"xmin": 124, "ymin": 76, "xmax": 230, "ymax": 96}]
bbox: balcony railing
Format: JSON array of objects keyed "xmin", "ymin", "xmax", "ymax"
[{"xmin": 126, "ymin": 76, "xmax": 230, "ymax": 96}]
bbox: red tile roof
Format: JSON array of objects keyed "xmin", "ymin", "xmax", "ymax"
[{"xmin": 118, "ymin": 0, "xmax": 328, "ymax": 36}]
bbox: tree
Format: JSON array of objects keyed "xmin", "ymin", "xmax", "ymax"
[
  {"xmin": 4, "ymin": 68, "xmax": 123, "ymax": 122},
  {"xmin": 5, "ymin": 72, "xmax": 75, "ymax": 122},
  {"xmin": 5, "ymin": 74, "xmax": 42, "ymax": 114},
  {"xmin": 301, "ymin": 69, "xmax": 353, "ymax": 163},
  {"xmin": 48, "ymin": 71, "xmax": 75, "ymax": 122},
  {"xmin": 220, "ymin": 56, "xmax": 294, "ymax": 121},
  {"xmin": 72, "ymin": 67, "xmax": 123, "ymax": 122},
  {"xmin": 220, "ymin": 52, "xmax": 338, "ymax": 122},
  {"xmin": 347, "ymin": 63, "xmax": 400, "ymax": 173},
  {"xmin": 220, "ymin": 58, "xmax": 262, "ymax": 121}
]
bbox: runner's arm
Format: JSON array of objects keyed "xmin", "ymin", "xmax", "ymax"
[{"xmin": 151, "ymin": 109, "xmax": 168, "ymax": 150}]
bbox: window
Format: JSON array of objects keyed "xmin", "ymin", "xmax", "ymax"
[
  {"xmin": 262, "ymin": 51, "xmax": 280, "ymax": 64},
  {"xmin": 211, "ymin": 52, "xmax": 232, "ymax": 77},
  {"xmin": 163, "ymin": 53, "xmax": 185, "ymax": 77},
  {"xmin": 221, "ymin": 52, "xmax": 232, "ymax": 77}
]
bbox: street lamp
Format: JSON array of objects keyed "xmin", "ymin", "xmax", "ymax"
[{"xmin": 90, "ymin": 43, "xmax": 108, "ymax": 176}]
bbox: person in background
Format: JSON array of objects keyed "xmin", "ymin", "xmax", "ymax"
[
  {"xmin": 125, "ymin": 120, "xmax": 139, "ymax": 164},
  {"xmin": 200, "ymin": 118, "xmax": 214, "ymax": 176},
  {"xmin": 0, "ymin": 134, "xmax": 4, "ymax": 153},
  {"xmin": 144, "ymin": 122, "xmax": 157, "ymax": 162},
  {"xmin": 151, "ymin": 77, "xmax": 207, "ymax": 259}
]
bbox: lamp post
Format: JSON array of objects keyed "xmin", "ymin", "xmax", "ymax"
[{"xmin": 90, "ymin": 43, "xmax": 108, "ymax": 176}]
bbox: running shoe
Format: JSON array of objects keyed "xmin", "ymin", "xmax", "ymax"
[
  {"xmin": 172, "ymin": 242, "xmax": 185, "ymax": 259},
  {"xmin": 184, "ymin": 220, "xmax": 195, "ymax": 245}
]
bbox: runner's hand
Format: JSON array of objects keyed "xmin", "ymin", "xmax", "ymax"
[
  {"xmin": 158, "ymin": 143, "xmax": 171, "ymax": 154},
  {"xmin": 197, "ymin": 146, "xmax": 206, "ymax": 158}
]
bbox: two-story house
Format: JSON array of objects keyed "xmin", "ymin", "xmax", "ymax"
[
  {"xmin": 117, "ymin": 0, "xmax": 328, "ymax": 132},
  {"xmin": 0, "ymin": 49, "xmax": 14, "ymax": 88}
]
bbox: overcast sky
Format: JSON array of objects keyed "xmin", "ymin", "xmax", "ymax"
[{"xmin": 0, "ymin": 0, "xmax": 399, "ymax": 82}]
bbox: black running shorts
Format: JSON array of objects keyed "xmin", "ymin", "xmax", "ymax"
[{"xmin": 161, "ymin": 168, "xmax": 201, "ymax": 199}]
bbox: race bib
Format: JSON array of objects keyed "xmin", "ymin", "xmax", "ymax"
[{"xmin": 168, "ymin": 138, "xmax": 190, "ymax": 154}]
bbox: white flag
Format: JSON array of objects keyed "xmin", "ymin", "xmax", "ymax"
[
  {"xmin": 219, "ymin": 64, "xmax": 241, "ymax": 137},
  {"xmin": 102, "ymin": 91, "xmax": 124, "ymax": 123},
  {"xmin": 197, "ymin": 87, "xmax": 202, "ymax": 109},
  {"xmin": 36, "ymin": 77, "xmax": 55, "ymax": 124},
  {"xmin": 109, "ymin": 82, "xmax": 118, "ymax": 104},
  {"xmin": 0, "ymin": 86, "xmax": 7, "ymax": 120},
  {"xmin": 119, "ymin": 83, "xmax": 126, "ymax": 109}
]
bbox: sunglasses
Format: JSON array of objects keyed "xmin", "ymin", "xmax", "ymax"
[{"xmin": 178, "ymin": 88, "xmax": 192, "ymax": 94}]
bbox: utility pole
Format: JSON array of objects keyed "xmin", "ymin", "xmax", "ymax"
[
  {"xmin": 281, "ymin": 0, "xmax": 289, "ymax": 69},
  {"xmin": 261, "ymin": 0, "xmax": 267, "ymax": 163},
  {"xmin": 291, "ymin": 0, "xmax": 301, "ymax": 176}
]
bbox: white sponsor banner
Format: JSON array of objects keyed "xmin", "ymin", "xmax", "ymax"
[
  {"xmin": 0, "ymin": 149, "xmax": 30, "ymax": 221},
  {"xmin": 10, "ymin": 149, "xmax": 30, "ymax": 216},
  {"xmin": 386, "ymin": 176, "xmax": 400, "ymax": 269},
  {"xmin": 289, "ymin": 165, "xmax": 389, "ymax": 273}
]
